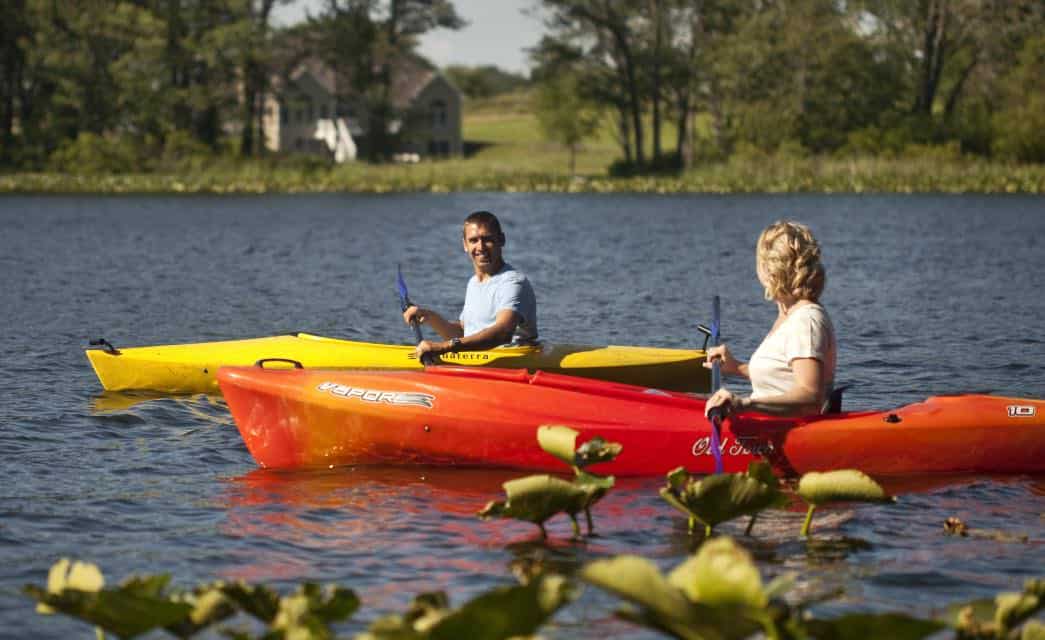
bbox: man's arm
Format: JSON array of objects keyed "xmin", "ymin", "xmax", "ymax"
[
  {"xmin": 403, "ymin": 306, "xmax": 463, "ymax": 340},
  {"xmin": 415, "ymin": 309, "xmax": 519, "ymax": 357}
]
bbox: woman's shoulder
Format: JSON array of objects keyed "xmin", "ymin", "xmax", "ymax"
[{"xmin": 790, "ymin": 302, "xmax": 834, "ymax": 329}]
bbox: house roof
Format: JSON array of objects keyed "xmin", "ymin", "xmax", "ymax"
[{"xmin": 279, "ymin": 56, "xmax": 448, "ymax": 110}]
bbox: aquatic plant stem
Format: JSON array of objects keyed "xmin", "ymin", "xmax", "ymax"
[{"xmin": 801, "ymin": 506, "xmax": 816, "ymax": 537}]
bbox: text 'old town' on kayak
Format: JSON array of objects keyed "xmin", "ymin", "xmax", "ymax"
[
  {"xmin": 217, "ymin": 364, "xmax": 1045, "ymax": 477},
  {"xmin": 86, "ymin": 332, "xmax": 710, "ymax": 394}
]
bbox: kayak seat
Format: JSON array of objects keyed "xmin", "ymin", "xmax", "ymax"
[{"xmin": 826, "ymin": 384, "xmax": 851, "ymax": 414}]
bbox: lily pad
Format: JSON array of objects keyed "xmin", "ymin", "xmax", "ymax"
[
  {"xmin": 478, "ymin": 475, "xmax": 590, "ymax": 536},
  {"xmin": 660, "ymin": 463, "xmax": 788, "ymax": 535},
  {"xmin": 796, "ymin": 470, "xmax": 893, "ymax": 506},
  {"xmin": 797, "ymin": 470, "xmax": 894, "ymax": 537},
  {"xmin": 536, "ymin": 425, "xmax": 623, "ymax": 469},
  {"xmin": 537, "ymin": 425, "xmax": 580, "ymax": 467},
  {"xmin": 360, "ymin": 575, "xmax": 576, "ymax": 640},
  {"xmin": 668, "ymin": 537, "xmax": 766, "ymax": 609},
  {"xmin": 581, "ymin": 550, "xmax": 762, "ymax": 640},
  {"xmin": 574, "ymin": 436, "xmax": 623, "ymax": 468}
]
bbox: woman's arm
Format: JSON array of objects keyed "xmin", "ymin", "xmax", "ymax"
[
  {"xmin": 705, "ymin": 357, "xmax": 825, "ymax": 418},
  {"xmin": 704, "ymin": 344, "xmax": 750, "ymax": 379}
]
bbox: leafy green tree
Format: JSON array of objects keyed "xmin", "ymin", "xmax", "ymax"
[
  {"xmin": 992, "ymin": 35, "xmax": 1045, "ymax": 162},
  {"xmin": 444, "ymin": 65, "xmax": 529, "ymax": 99},
  {"xmin": 534, "ymin": 73, "xmax": 601, "ymax": 174}
]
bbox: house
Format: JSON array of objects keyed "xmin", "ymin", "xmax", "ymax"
[{"xmin": 262, "ymin": 57, "xmax": 462, "ymax": 162}]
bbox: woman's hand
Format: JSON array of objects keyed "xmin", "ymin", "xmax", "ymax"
[
  {"xmin": 704, "ymin": 344, "xmax": 742, "ymax": 376},
  {"xmin": 704, "ymin": 387, "xmax": 749, "ymax": 418}
]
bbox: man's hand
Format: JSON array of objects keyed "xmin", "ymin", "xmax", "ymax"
[{"xmin": 403, "ymin": 305, "xmax": 426, "ymax": 326}]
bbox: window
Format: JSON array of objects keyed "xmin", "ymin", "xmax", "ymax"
[
  {"xmin": 320, "ymin": 104, "xmax": 328, "ymax": 118},
  {"xmin": 430, "ymin": 100, "xmax": 447, "ymax": 128}
]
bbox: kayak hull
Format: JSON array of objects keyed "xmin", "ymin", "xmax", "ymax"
[
  {"xmin": 217, "ymin": 365, "xmax": 1045, "ymax": 477},
  {"xmin": 87, "ymin": 332, "xmax": 709, "ymax": 394}
]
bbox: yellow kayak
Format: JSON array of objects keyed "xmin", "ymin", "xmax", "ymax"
[{"xmin": 86, "ymin": 333, "xmax": 710, "ymax": 394}]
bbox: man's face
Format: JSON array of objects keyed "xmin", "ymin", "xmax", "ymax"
[{"xmin": 462, "ymin": 222, "xmax": 504, "ymax": 274}]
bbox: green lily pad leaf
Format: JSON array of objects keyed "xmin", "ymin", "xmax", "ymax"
[
  {"xmin": 270, "ymin": 582, "xmax": 359, "ymax": 637},
  {"xmin": 1026, "ymin": 579, "xmax": 1045, "ymax": 598},
  {"xmin": 358, "ymin": 592, "xmax": 449, "ymax": 639},
  {"xmin": 940, "ymin": 597, "xmax": 996, "ymax": 629},
  {"xmin": 179, "ymin": 588, "xmax": 235, "ymax": 631},
  {"xmin": 745, "ymin": 461, "xmax": 780, "ymax": 490},
  {"xmin": 478, "ymin": 475, "xmax": 589, "ymax": 531},
  {"xmin": 797, "ymin": 470, "xmax": 893, "ymax": 506},
  {"xmin": 574, "ymin": 436, "xmax": 623, "ymax": 468},
  {"xmin": 575, "ymin": 470, "xmax": 615, "ymax": 508},
  {"xmin": 659, "ymin": 487, "xmax": 694, "ymax": 519},
  {"xmin": 803, "ymin": 613, "xmax": 946, "ymax": 640},
  {"xmin": 666, "ymin": 466, "xmax": 692, "ymax": 492},
  {"xmin": 216, "ymin": 581, "xmax": 281, "ymax": 623},
  {"xmin": 763, "ymin": 573, "xmax": 797, "ymax": 601},
  {"xmin": 119, "ymin": 574, "xmax": 170, "ymax": 599},
  {"xmin": 1022, "ymin": 620, "xmax": 1045, "ymax": 640},
  {"xmin": 25, "ymin": 584, "xmax": 192, "ymax": 639},
  {"xmin": 37, "ymin": 558, "xmax": 105, "ymax": 614},
  {"xmin": 537, "ymin": 425, "xmax": 579, "ymax": 467},
  {"xmin": 668, "ymin": 471, "xmax": 788, "ymax": 530},
  {"xmin": 995, "ymin": 592, "xmax": 1040, "ymax": 632},
  {"xmin": 670, "ymin": 537, "xmax": 766, "ymax": 609},
  {"xmin": 427, "ymin": 574, "xmax": 578, "ymax": 640},
  {"xmin": 582, "ymin": 554, "xmax": 756, "ymax": 640},
  {"xmin": 581, "ymin": 555, "xmax": 693, "ymax": 624}
]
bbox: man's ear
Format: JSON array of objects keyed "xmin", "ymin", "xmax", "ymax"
[{"xmin": 498, "ymin": 233, "xmax": 506, "ymax": 247}]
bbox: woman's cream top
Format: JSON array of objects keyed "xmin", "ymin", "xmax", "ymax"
[{"xmin": 748, "ymin": 303, "xmax": 836, "ymax": 410}]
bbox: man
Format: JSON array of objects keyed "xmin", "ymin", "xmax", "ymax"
[{"xmin": 403, "ymin": 210, "xmax": 538, "ymax": 360}]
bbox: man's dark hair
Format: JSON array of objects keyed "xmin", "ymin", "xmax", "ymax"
[{"xmin": 463, "ymin": 210, "xmax": 503, "ymax": 238}]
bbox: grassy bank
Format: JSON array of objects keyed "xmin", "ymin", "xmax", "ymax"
[
  {"xmin": 3, "ymin": 155, "xmax": 1042, "ymax": 194},
  {"xmin": 2, "ymin": 92, "xmax": 1043, "ymax": 194}
]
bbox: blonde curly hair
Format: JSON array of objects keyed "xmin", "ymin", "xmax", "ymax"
[{"xmin": 756, "ymin": 220, "xmax": 825, "ymax": 302}]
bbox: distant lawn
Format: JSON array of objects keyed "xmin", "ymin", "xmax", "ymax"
[{"xmin": 463, "ymin": 90, "xmax": 620, "ymax": 176}]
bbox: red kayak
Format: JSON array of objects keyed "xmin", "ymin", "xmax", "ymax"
[{"xmin": 217, "ymin": 364, "xmax": 1045, "ymax": 477}]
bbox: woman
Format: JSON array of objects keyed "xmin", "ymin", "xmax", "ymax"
[{"xmin": 705, "ymin": 220, "xmax": 836, "ymax": 418}]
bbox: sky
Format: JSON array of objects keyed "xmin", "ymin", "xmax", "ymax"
[{"xmin": 273, "ymin": 0, "xmax": 545, "ymax": 75}]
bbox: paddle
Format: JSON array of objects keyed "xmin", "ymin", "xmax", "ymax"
[
  {"xmin": 397, "ymin": 264, "xmax": 433, "ymax": 366},
  {"xmin": 706, "ymin": 295, "xmax": 725, "ymax": 474}
]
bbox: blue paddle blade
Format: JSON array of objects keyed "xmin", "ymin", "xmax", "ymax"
[
  {"xmin": 396, "ymin": 263, "xmax": 411, "ymax": 311},
  {"xmin": 709, "ymin": 294, "xmax": 724, "ymax": 474}
]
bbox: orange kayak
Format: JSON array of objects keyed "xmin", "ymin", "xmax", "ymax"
[{"xmin": 217, "ymin": 365, "xmax": 1045, "ymax": 477}]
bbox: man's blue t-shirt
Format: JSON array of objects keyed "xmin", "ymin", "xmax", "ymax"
[{"xmin": 459, "ymin": 263, "xmax": 538, "ymax": 343}]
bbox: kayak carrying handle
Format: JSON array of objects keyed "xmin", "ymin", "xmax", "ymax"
[
  {"xmin": 254, "ymin": 358, "xmax": 304, "ymax": 369},
  {"xmin": 696, "ymin": 324, "xmax": 712, "ymax": 352},
  {"xmin": 89, "ymin": 338, "xmax": 121, "ymax": 355}
]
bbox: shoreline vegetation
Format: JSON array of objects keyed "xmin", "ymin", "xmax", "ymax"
[
  {"xmin": 3, "ymin": 155, "xmax": 1042, "ymax": 195},
  {"xmin": 4, "ymin": 92, "xmax": 1043, "ymax": 195}
]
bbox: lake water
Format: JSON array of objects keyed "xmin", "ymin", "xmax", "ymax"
[{"xmin": 1, "ymin": 193, "xmax": 1043, "ymax": 638}]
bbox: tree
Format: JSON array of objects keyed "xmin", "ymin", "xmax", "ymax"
[
  {"xmin": 991, "ymin": 34, "xmax": 1045, "ymax": 162},
  {"xmin": 534, "ymin": 72, "xmax": 601, "ymax": 175},
  {"xmin": 310, "ymin": 0, "xmax": 464, "ymax": 161},
  {"xmin": 539, "ymin": 0, "xmax": 649, "ymax": 166}
]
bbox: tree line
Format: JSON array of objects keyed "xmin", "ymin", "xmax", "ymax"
[
  {"xmin": 0, "ymin": 0, "xmax": 464, "ymax": 169},
  {"xmin": 531, "ymin": 0, "xmax": 1045, "ymax": 170},
  {"xmin": 1, "ymin": 0, "xmax": 1043, "ymax": 174}
]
